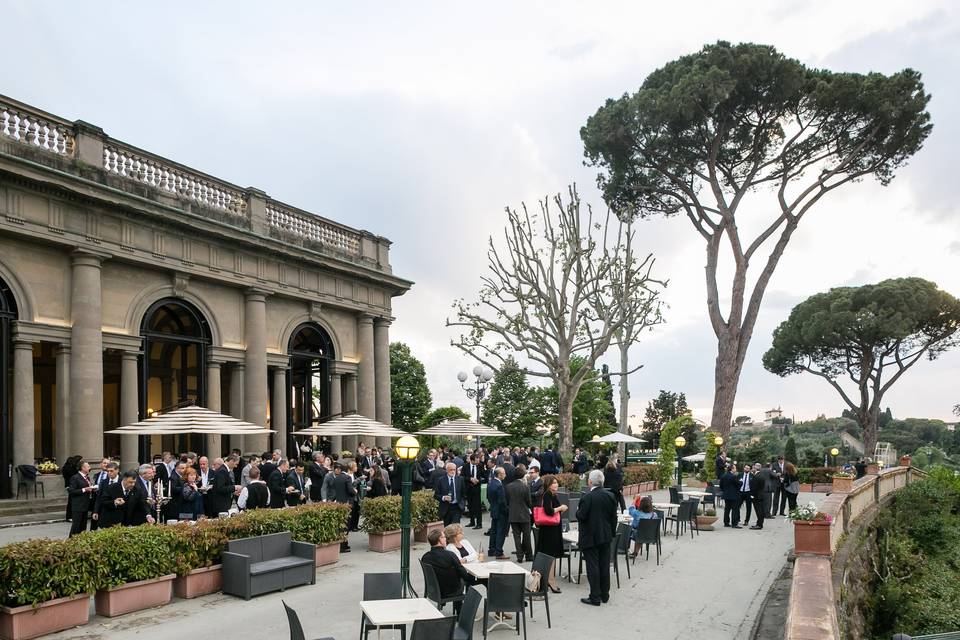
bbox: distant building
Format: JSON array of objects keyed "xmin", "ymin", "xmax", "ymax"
[{"xmin": 763, "ymin": 407, "xmax": 784, "ymax": 426}]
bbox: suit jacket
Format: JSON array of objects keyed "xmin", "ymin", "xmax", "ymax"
[
  {"xmin": 552, "ymin": 452, "xmax": 564, "ymax": 473},
  {"xmin": 207, "ymin": 466, "xmax": 235, "ymax": 514},
  {"xmin": 428, "ymin": 467, "xmax": 446, "ymax": 492},
  {"xmin": 308, "ymin": 462, "xmax": 327, "ymax": 501},
  {"xmin": 259, "ymin": 461, "xmax": 278, "ymax": 486},
  {"xmin": 505, "ymin": 479, "xmax": 532, "ymax": 524},
  {"xmin": 128, "ymin": 479, "xmax": 154, "ymax": 526},
  {"xmin": 528, "ymin": 478, "xmax": 543, "ymax": 503},
  {"xmin": 718, "ymin": 471, "xmax": 741, "ymax": 501},
  {"xmin": 434, "ymin": 474, "xmax": 466, "ymax": 518},
  {"xmin": 603, "ymin": 468, "xmax": 624, "ymax": 493},
  {"xmin": 67, "ymin": 473, "xmax": 94, "ymax": 513},
  {"xmin": 268, "ymin": 469, "xmax": 288, "ymax": 508},
  {"xmin": 738, "ymin": 471, "xmax": 754, "ymax": 496},
  {"xmin": 575, "ymin": 487, "xmax": 618, "ymax": 549},
  {"xmin": 462, "ymin": 463, "xmax": 482, "ymax": 492},
  {"xmin": 749, "ymin": 472, "xmax": 766, "ymax": 497},
  {"xmin": 285, "ymin": 471, "xmax": 307, "ymax": 507},
  {"xmin": 756, "ymin": 468, "xmax": 776, "ymax": 493},
  {"xmin": 331, "ymin": 473, "xmax": 357, "ymax": 504},
  {"xmin": 539, "ymin": 450, "xmax": 554, "ymax": 474},
  {"xmin": 163, "ymin": 472, "xmax": 184, "ymax": 520},
  {"xmin": 487, "ymin": 478, "xmax": 508, "ymax": 520},
  {"xmin": 93, "ymin": 472, "xmax": 115, "ymax": 516},
  {"xmin": 99, "ymin": 482, "xmax": 131, "ymax": 528},
  {"xmin": 232, "ymin": 464, "xmax": 244, "ymax": 487},
  {"xmin": 421, "ymin": 546, "xmax": 470, "ymax": 598}
]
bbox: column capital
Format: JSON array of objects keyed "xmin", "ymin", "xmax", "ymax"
[
  {"xmin": 71, "ymin": 248, "xmax": 110, "ymax": 267},
  {"xmin": 244, "ymin": 287, "xmax": 270, "ymax": 302},
  {"xmin": 11, "ymin": 338, "xmax": 33, "ymax": 350},
  {"xmin": 120, "ymin": 350, "xmax": 142, "ymax": 361},
  {"xmin": 54, "ymin": 344, "xmax": 71, "ymax": 356},
  {"xmin": 206, "ymin": 359, "xmax": 223, "ymax": 369},
  {"xmin": 233, "ymin": 361, "xmax": 246, "ymax": 371},
  {"xmin": 373, "ymin": 316, "xmax": 393, "ymax": 328},
  {"xmin": 357, "ymin": 312, "xmax": 375, "ymax": 325}
]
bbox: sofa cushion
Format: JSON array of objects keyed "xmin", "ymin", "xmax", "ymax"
[
  {"xmin": 249, "ymin": 556, "xmax": 314, "ymax": 576},
  {"xmin": 261, "ymin": 532, "xmax": 292, "ymax": 560},
  {"xmin": 227, "ymin": 536, "xmax": 263, "ymax": 563}
]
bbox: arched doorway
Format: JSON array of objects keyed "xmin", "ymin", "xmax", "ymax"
[
  {"xmin": 138, "ymin": 299, "xmax": 210, "ymax": 459},
  {"xmin": 0, "ymin": 279, "xmax": 16, "ymax": 498},
  {"xmin": 287, "ymin": 323, "xmax": 334, "ymax": 452}
]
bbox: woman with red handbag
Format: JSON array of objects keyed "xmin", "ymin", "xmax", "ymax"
[{"xmin": 534, "ymin": 475, "xmax": 567, "ymax": 593}]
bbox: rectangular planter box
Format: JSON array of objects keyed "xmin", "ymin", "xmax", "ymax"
[
  {"xmin": 173, "ymin": 565, "xmax": 222, "ymax": 599},
  {"xmin": 368, "ymin": 530, "xmax": 402, "ymax": 553},
  {"xmin": 794, "ymin": 521, "xmax": 831, "ymax": 556},
  {"xmin": 95, "ymin": 574, "xmax": 175, "ymax": 617},
  {"xmin": 315, "ymin": 541, "xmax": 341, "ymax": 567},
  {"xmin": 799, "ymin": 483, "xmax": 813, "ymax": 493},
  {"xmin": 414, "ymin": 521, "xmax": 444, "ymax": 543},
  {"xmin": 0, "ymin": 593, "xmax": 90, "ymax": 640},
  {"xmin": 831, "ymin": 477, "xmax": 853, "ymax": 493}
]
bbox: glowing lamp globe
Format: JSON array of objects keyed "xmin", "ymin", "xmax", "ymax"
[
  {"xmin": 472, "ymin": 365, "xmax": 483, "ymax": 377},
  {"xmin": 830, "ymin": 448, "xmax": 839, "ymax": 457},
  {"xmin": 675, "ymin": 436, "xmax": 687, "ymax": 449},
  {"xmin": 714, "ymin": 436, "xmax": 724, "ymax": 446},
  {"xmin": 395, "ymin": 436, "xmax": 421, "ymax": 461},
  {"xmin": 457, "ymin": 371, "xmax": 468, "ymax": 383},
  {"xmin": 591, "ymin": 435, "xmax": 600, "ymax": 443}
]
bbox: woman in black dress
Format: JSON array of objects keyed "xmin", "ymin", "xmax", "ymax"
[{"xmin": 537, "ymin": 475, "xmax": 567, "ymax": 593}]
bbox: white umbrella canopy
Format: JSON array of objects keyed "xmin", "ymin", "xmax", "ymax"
[
  {"xmin": 291, "ymin": 413, "xmax": 409, "ymax": 438},
  {"xmin": 596, "ymin": 432, "xmax": 646, "ymax": 444},
  {"xmin": 416, "ymin": 418, "xmax": 509, "ymax": 438},
  {"xmin": 682, "ymin": 452, "xmax": 706, "ymax": 462},
  {"xmin": 105, "ymin": 405, "xmax": 275, "ymax": 435}
]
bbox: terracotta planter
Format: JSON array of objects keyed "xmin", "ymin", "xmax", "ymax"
[
  {"xmin": 695, "ymin": 515, "xmax": 719, "ymax": 531},
  {"xmin": 899, "ymin": 455, "xmax": 911, "ymax": 468},
  {"xmin": 173, "ymin": 565, "xmax": 222, "ymax": 599},
  {"xmin": 799, "ymin": 483, "xmax": 813, "ymax": 493},
  {"xmin": 793, "ymin": 521, "xmax": 831, "ymax": 556},
  {"xmin": 94, "ymin": 574, "xmax": 175, "ymax": 617},
  {"xmin": 0, "ymin": 593, "xmax": 89, "ymax": 640},
  {"xmin": 414, "ymin": 520, "xmax": 444, "ymax": 543},
  {"xmin": 314, "ymin": 541, "xmax": 341, "ymax": 567},
  {"xmin": 831, "ymin": 477, "xmax": 853, "ymax": 493},
  {"xmin": 368, "ymin": 530, "xmax": 402, "ymax": 553},
  {"xmin": 866, "ymin": 463, "xmax": 879, "ymax": 475}
]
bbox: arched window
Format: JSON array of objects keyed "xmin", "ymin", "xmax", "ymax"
[
  {"xmin": 287, "ymin": 323, "xmax": 335, "ymax": 437},
  {"xmin": 0, "ymin": 280, "xmax": 17, "ymax": 498},
  {"xmin": 137, "ymin": 299, "xmax": 210, "ymax": 458}
]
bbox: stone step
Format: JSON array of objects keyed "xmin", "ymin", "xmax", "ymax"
[
  {"xmin": 0, "ymin": 498, "xmax": 67, "ymax": 517},
  {"xmin": 0, "ymin": 511, "xmax": 67, "ymax": 529}
]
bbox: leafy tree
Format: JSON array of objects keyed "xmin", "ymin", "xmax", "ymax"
[
  {"xmin": 481, "ymin": 356, "xmax": 545, "ymax": 444},
  {"xmin": 677, "ymin": 416, "xmax": 699, "ymax": 457},
  {"xmin": 449, "ymin": 187, "xmax": 664, "ymax": 455},
  {"xmin": 784, "ymin": 437, "xmax": 798, "ymax": 465},
  {"xmin": 656, "ymin": 418, "xmax": 682, "ymax": 487},
  {"xmin": 801, "ymin": 448, "xmax": 824, "ymax": 468},
  {"xmin": 540, "ymin": 358, "xmax": 616, "ymax": 447},
  {"xmin": 735, "ymin": 416, "xmax": 753, "ymax": 426},
  {"xmin": 419, "ymin": 406, "xmax": 470, "ymax": 429},
  {"xmin": 600, "ymin": 364, "xmax": 618, "ymax": 431},
  {"xmin": 879, "ymin": 407, "xmax": 894, "ymax": 430},
  {"xmin": 389, "ymin": 342, "xmax": 432, "ymax": 432},
  {"xmin": 763, "ymin": 278, "xmax": 960, "ymax": 455},
  {"xmin": 704, "ymin": 431, "xmax": 722, "ymax": 482},
  {"xmin": 582, "ymin": 41, "xmax": 932, "ymax": 439},
  {"xmin": 641, "ymin": 390, "xmax": 690, "ymax": 449}
]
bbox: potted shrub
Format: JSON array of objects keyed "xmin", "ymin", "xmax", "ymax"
[
  {"xmin": 555, "ymin": 473, "xmax": 582, "ymax": 493},
  {"xmin": 92, "ymin": 526, "xmax": 178, "ymax": 617},
  {"xmin": 0, "ymin": 538, "xmax": 97, "ymax": 640},
  {"xmin": 360, "ymin": 495, "xmax": 403, "ymax": 552},
  {"xmin": 411, "ymin": 490, "xmax": 442, "ymax": 543},
  {"xmin": 830, "ymin": 472, "xmax": 854, "ymax": 493},
  {"xmin": 281, "ymin": 503, "xmax": 351, "ymax": 566},
  {"xmin": 169, "ymin": 521, "xmax": 228, "ymax": 599},
  {"xmin": 789, "ymin": 502, "xmax": 833, "ymax": 556},
  {"xmin": 695, "ymin": 507, "xmax": 719, "ymax": 530},
  {"xmin": 899, "ymin": 454, "xmax": 911, "ymax": 468}
]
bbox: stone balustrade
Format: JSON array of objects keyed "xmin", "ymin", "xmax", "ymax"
[
  {"xmin": 0, "ymin": 99, "xmax": 75, "ymax": 156},
  {"xmin": 266, "ymin": 200, "xmax": 362, "ymax": 256}
]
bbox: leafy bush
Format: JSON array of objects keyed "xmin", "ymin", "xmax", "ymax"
[
  {"xmin": 796, "ymin": 467, "xmax": 835, "ymax": 484},
  {"xmin": 622, "ymin": 464, "xmax": 659, "ymax": 485},
  {"xmin": 360, "ymin": 495, "xmax": 403, "ymax": 533},
  {"xmin": 657, "ymin": 418, "xmax": 681, "ymax": 487},
  {"xmin": 88, "ymin": 526, "xmax": 180, "ymax": 588},
  {"xmin": 555, "ymin": 473, "xmax": 583, "ymax": 492},
  {"xmin": 0, "ymin": 538, "xmax": 102, "ymax": 607},
  {"xmin": 704, "ymin": 431, "xmax": 721, "ymax": 483},
  {"xmin": 410, "ymin": 489, "xmax": 439, "ymax": 527}
]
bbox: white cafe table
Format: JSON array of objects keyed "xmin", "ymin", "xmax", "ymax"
[
  {"xmin": 679, "ymin": 490, "xmax": 709, "ymax": 498},
  {"xmin": 562, "ymin": 530, "xmax": 579, "ymax": 545},
  {"xmin": 463, "ymin": 560, "xmax": 529, "ymax": 581},
  {"xmin": 359, "ymin": 598, "xmax": 443, "ymax": 629}
]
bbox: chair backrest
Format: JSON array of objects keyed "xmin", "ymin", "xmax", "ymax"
[
  {"xmin": 457, "ymin": 587, "xmax": 483, "ymax": 640},
  {"xmin": 615, "ymin": 524, "xmax": 632, "ymax": 553},
  {"xmin": 669, "ymin": 486, "xmax": 680, "ymax": 504},
  {"xmin": 676, "ymin": 501, "xmax": 693, "ymax": 521},
  {"xmin": 411, "ymin": 615, "xmax": 457, "ymax": 640},
  {"xmin": 262, "ymin": 532, "xmax": 293, "ymax": 560},
  {"xmin": 282, "ymin": 600, "xmax": 305, "ymax": 640},
  {"xmin": 568, "ymin": 497, "xmax": 579, "ymax": 517},
  {"xmin": 529, "ymin": 553, "xmax": 555, "ymax": 594},
  {"xmin": 227, "ymin": 536, "xmax": 263, "ymax": 563},
  {"xmin": 420, "ymin": 560, "xmax": 442, "ymax": 603},
  {"xmin": 633, "ymin": 518, "xmax": 660, "ymax": 544},
  {"xmin": 486, "ymin": 573, "xmax": 525, "ymax": 611},
  {"xmin": 702, "ymin": 486, "xmax": 716, "ymax": 505},
  {"xmin": 653, "ymin": 509, "xmax": 665, "ymax": 521},
  {"xmin": 363, "ymin": 572, "xmax": 403, "ymax": 600},
  {"xmin": 686, "ymin": 498, "xmax": 701, "ymax": 518}
]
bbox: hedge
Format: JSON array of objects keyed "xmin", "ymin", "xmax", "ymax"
[
  {"xmin": 796, "ymin": 467, "xmax": 837, "ymax": 484},
  {"xmin": 622, "ymin": 464, "xmax": 659, "ymax": 485},
  {"xmin": 0, "ymin": 502, "xmax": 350, "ymax": 607},
  {"xmin": 555, "ymin": 473, "xmax": 583, "ymax": 492},
  {"xmin": 361, "ymin": 490, "xmax": 439, "ymax": 534}
]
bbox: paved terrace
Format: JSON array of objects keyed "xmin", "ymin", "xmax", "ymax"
[{"xmin": 0, "ymin": 488, "xmax": 818, "ymax": 640}]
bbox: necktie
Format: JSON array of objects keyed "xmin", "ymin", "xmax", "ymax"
[
  {"xmin": 741, "ymin": 474, "xmax": 749, "ymax": 492},
  {"xmin": 449, "ymin": 477, "xmax": 455, "ymax": 503}
]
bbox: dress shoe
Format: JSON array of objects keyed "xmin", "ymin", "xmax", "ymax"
[
  {"xmin": 779, "ymin": 512, "xmax": 786, "ymax": 516},
  {"xmin": 549, "ymin": 585, "xmax": 562, "ymax": 594},
  {"xmin": 580, "ymin": 598, "xmax": 601, "ymax": 606},
  {"xmin": 496, "ymin": 555, "xmax": 510, "ymax": 560},
  {"xmin": 601, "ymin": 595, "xmax": 609, "ymax": 603},
  {"xmin": 473, "ymin": 525, "xmax": 483, "ymax": 530},
  {"xmin": 484, "ymin": 530, "xmax": 492, "ymax": 536},
  {"xmin": 750, "ymin": 525, "xmax": 762, "ymax": 530},
  {"xmin": 723, "ymin": 523, "xmax": 731, "ymax": 527},
  {"xmin": 731, "ymin": 525, "xmax": 742, "ymax": 529}
]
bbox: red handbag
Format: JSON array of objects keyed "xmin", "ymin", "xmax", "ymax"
[{"xmin": 533, "ymin": 506, "xmax": 560, "ymax": 526}]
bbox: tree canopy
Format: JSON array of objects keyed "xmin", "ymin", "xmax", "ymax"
[
  {"xmin": 581, "ymin": 41, "xmax": 932, "ymax": 438},
  {"xmin": 641, "ymin": 389, "xmax": 690, "ymax": 448},
  {"xmin": 480, "ymin": 356, "xmax": 547, "ymax": 444},
  {"xmin": 419, "ymin": 406, "xmax": 471, "ymax": 429},
  {"xmin": 763, "ymin": 277, "xmax": 960, "ymax": 453},
  {"xmin": 389, "ymin": 342, "xmax": 432, "ymax": 432}
]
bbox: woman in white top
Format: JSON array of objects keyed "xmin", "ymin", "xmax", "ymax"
[{"xmin": 444, "ymin": 523, "xmax": 478, "ymax": 563}]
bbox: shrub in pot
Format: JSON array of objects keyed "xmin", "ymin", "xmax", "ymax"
[
  {"xmin": 89, "ymin": 525, "xmax": 179, "ymax": 617},
  {"xmin": 555, "ymin": 473, "xmax": 582, "ymax": 492},
  {"xmin": 411, "ymin": 490, "xmax": 442, "ymax": 542},
  {"xmin": 360, "ymin": 495, "xmax": 403, "ymax": 552},
  {"xmin": 280, "ymin": 503, "xmax": 351, "ymax": 566}
]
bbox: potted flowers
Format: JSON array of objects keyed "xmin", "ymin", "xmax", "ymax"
[
  {"xmin": 695, "ymin": 507, "xmax": 719, "ymax": 531},
  {"xmin": 360, "ymin": 495, "xmax": 403, "ymax": 552},
  {"xmin": 789, "ymin": 502, "xmax": 833, "ymax": 556},
  {"xmin": 830, "ymin": 471, "xmax": 854, "ymax": 493},
  {"xmin": 36, "ymin": 459, "xmax": 60, "ymax": 475}
]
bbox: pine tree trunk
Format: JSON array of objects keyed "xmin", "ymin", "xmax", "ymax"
[
  {"xmin": 558, "ymin": 386, "xmax": 574, "ymax": 458},
  {"xmin": 710, "ymin": 333, "xmax": 743, "ymax": 440}
]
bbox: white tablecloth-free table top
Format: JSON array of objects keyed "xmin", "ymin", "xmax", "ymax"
[
  {"xmin": 653, "ymin": 503, "xmax": 678, "ymax": 510},
  {"xmin": 679, "ymin": 490, "xmax": 709, "ymax": 498},
  {"xmin": 463, "ymin": 560, "xmax": 530, "ymax": 580},
  {"xmin": 562, "ymin": 530, "xmax": 579, "ymax": 544},
  {"xmin": 359, "ymin": 598, "xmax": 444, "ymax": 626}
]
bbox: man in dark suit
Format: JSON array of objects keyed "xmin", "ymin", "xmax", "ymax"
[
  {"xmin": 91, "ymin": 460, "xmax": 119, "ymax": 530},
  {"xmin": 749, "ymin": 463, "xmax": 767, "ymax": 530},
  {"xmin": 757, "ymin": 462, "xmax": 777, "ymax": 520},
  {"xmin": 435, "ymin": 462, "xmax": 466, "ymax": 525},
  {"xmin": 505, "ymin": 467, "xmax": 533, "ymax": 562},
  {"xmin": 268, "ymin": 459, "xmax": 291, "ymax": 509},
  {"xmin": 550, "ymin": 446, "xmax": 564, "ymax": 475},
  {"xmin": 230, "ymin": 448, "xmax": 244, "ymax": 486},
  {"xmin": 155, "ymin": 451, "xmax": 174, "ymax": 485},
  {"xmin": 739, "ymin": 463, "xmax": 755, "ymax": 527},
  {"xmin": 162, "ymin": 461, "xmax": 185, "ymax": 522},
  {"xmin": 486, "ymin": 467, "xmax": 509, "ymax": 559},
  {"xmin": 421, "ymin": 529, "xmax": 476, "ymax": 612},
  {"xmin": 285, "ymin": 461, "xmax": 308, "ymax": 507},
  {"xmin": 331, "ymin": 463, "xmax": 357, "ymax": 504},
  {"xmin": 67, "ymin": 461, "xmax": 97, "ymax": 536},
  {"xmin": 100, "ymin": 472, "xmax": 137, "ymax": 528},
  {"xmin": 462, "ymin": 454, "xmax": 483, "ymax": 529},
  {"xmin": 718, "ymin": 463, "xmax": 742, "ymax": 528},
  {"xmin": 208, "ymin": 455, "xmax": 240, "ymax": 516},
  {"xmin": 308, "ymin": 452, "xmax": 327, "ymax": 502},
  {"xmin": 539, "ymin": 448, "xmax": 555, "ymax": 476},
  {"xmin": 527, "ymin": 466, "xmax": 543, "ymax": 504},
  {"xmin": 772, "ymin": 456, "xmax": 788, "ymax": 516},
  {"xmin": 129, "ymin": 464, "xmax": 158, "ymax": 526},
  {"xmin": 576, "ymin": 469, "xmax": 619, "ymax": 606}
]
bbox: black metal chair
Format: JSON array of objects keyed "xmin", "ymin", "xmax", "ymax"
[
  {"xmin": 524, "ymin": 552, "xmax": 554, "ymax": 627},
  {"xmin": 702, "ymin": 485, "xmax": 717, "ymax": 509},
  {"xmin": 411, "ymin": 616, "xmax": 457, "ymax": 640},
  {"xmin": 613, "ymin": 523, "xmax": 632, "ymax": 581},
  {"xmin": 454, "ymin": 587, "xmax": 482, "ymax": 640},
  {"xmin": 359, "ymin": 573, "xmax": 406, "ymax": 640},
  {"xmin": 631, "ymin": 518, "xmax": 661, "ymax": 565},
  {"xmin": 482, "ymin": 573, "xmax": 526, "ymax": 639},
  {"xmin": 15, "ymin": 465, "xmax": 44, "ymax": 499},
  {"xmin": 421, "ymin": 560, "xmax": 466, "ymax": 613},
  {"xmin": 666, "ymin": 501, "xmax": 694, "ymax": 539},
  {"xmin": 283, "ymin": 601, "xmax": 335, "ymax": 640},
  {"xmin": 668, "ymin": 486, "xmax": 681, "ymax": 504}
]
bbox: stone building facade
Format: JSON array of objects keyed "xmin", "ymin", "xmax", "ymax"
[{"xmin": 0, "ymin": 95, "xmax": 411, "ymax": 497}]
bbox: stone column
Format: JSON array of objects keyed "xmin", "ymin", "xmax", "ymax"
[
  {"xmin": 120, "ymin": 352, "xmax": 140, "ymax": 471},
  {"xmin": 374, "ymin": 318, "xmax": 392, "ymax": 449},
  {"xmin": 206, "ymin": 361, "xmax": 222, "ymax": 457},
  {"xmin": 329, "ymin": 373, "xmax": 343, "ymax": 455},
  {"xmin": 54, "ymin": 345, "xmax": 71, "ymax": 464},
  {"xmin": 271, "ymin": 367, "xmax": 288, "ymax": 456},
  {"xmin": 69, "ymin": 250, "xmax": 105, "ymax": 462},
  {"xmin": 12, "ymin": 339, "xmax": 35, "ymax": 468},
  {"xmin": 229, "ymin": 363, "xmax": 245, "ymax": 452},
  {"xmin": 356, "ymin": 311, "xmax": 376, "ymax": 425},
  {"xmin": 244, "ymin": 289, "xmax": 269, "ymax": 454},
  {"xmin": 343, "ymin": 372, "xmax": 358, "ymax": 453}
]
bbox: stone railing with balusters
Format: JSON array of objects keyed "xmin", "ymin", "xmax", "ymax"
[
  {"xmin": 0, "ymin": 99, "xmax": 75, "ymax": 157},
  {"xmin": 266, "ymin": 200, "xmax": 362, "ymax": 257}
]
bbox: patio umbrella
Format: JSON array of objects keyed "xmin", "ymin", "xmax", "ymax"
[
  {"xmin": 682, "ymin": 452, "xmax": 706, "ymax": 463},
  {"xmin": 595, "ymin": 432, "xmax": 646, "ymax": 444},
  {"xmin": 105, "ymin": 405, "xmax": 275, "ymax": 435},
  {"xmin": 290, "ymin": 413, "xmax": 409, "ymax": 439},
  {"xmin": 415, "ymin": 418, "xmax": 508, "ymax": 438}
]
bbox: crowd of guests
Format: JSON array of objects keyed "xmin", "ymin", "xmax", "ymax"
[{"xmin": 714, "ymin": 453, "xmax": 800, "ymax": 529}]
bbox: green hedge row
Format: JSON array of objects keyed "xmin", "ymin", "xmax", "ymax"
[
  {"xmin": 796, "ymin": 467, "xmax": 838, "ymax": 484},
  {"xmin": 360, "ymin": 490, "xmax": 440, "ymax": 534},
  {"xmin": 623, "ymin": 464, "xmax": 660, "ymax": 485},
  {"xmin": 0, "ymin": 503, "xmax": 350, "ymax": 608}
]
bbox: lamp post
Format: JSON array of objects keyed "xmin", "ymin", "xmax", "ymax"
[
  {"xmin": 536, "ymin": 425, "xmax": 552, "ymax": 452},
  {"xmin": 457, "ymin": 366, "xmax": 494, "ymax": 423},
  {"xmin": 830, "ymin": 447, "xmax": 839, "ymax": 468},
  {"xmin": 675, "ymin": 435, "xmax": 686, "ymax": 489},
  {"xmin": 395, "ymin": 435, "xmax": 420, "ymax": 597}
]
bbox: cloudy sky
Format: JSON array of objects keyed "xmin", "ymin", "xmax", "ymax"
[{"xmin": 5, "ymin": 1, "xmax": 958, "ymax": 426}]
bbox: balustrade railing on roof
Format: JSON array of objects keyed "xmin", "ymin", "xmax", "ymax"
[
  {"xmin": 266, "ymin": 201, "xmax": 362, "ymax": 256},
  {"xmin": 0, "ymin": 101, "xmax": 75, "ymax": 156}
]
